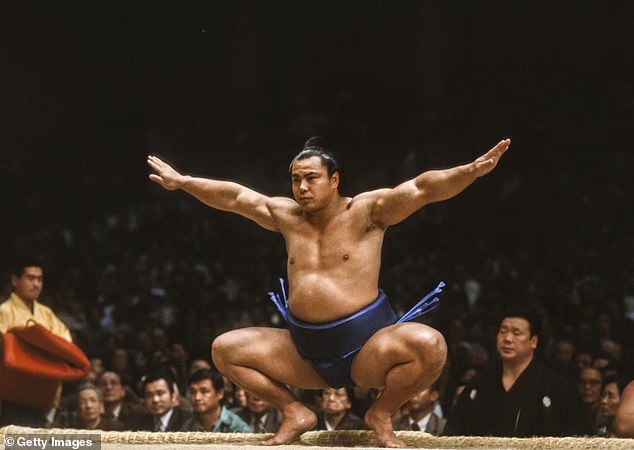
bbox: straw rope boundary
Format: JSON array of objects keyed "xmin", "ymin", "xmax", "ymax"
[{"xmin": 1, "ymin": 426, "xmax": 632, "ymax": 449}]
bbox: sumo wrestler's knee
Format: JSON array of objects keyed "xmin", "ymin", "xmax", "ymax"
[
  {"xmin": 410, "ymin": 326, "xmax": 447, "ymax": 370},
  {"xmin": 211, "ymin": 330, "xmax": 242, "ymax": 370}
]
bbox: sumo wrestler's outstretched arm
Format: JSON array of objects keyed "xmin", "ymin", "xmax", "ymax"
[
  {"xmin": 367, "ymin": 139, "xmax": 510, "ymax": 227},
  {"xmin": 147, "ymin": 155, "xmax": 287, "ymax": 232}
]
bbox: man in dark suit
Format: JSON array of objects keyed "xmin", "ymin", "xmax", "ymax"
[
  {"xmin": 135, "ymin": 372, "xmax": 191, "ymax": 431},
  {"xmin": 97, "ymin": 371, "xmax": 146, "ymax": 429},
  {"xmin": 315, "ymin": 387, "xmax": 366, "ymax": 430},
  {"xmin": 234, "ymin": 391, "xmax": 284, "ymax": 433},
  {"xmin": 392, "ymin": 382, "xmax": 445, "ymax": 435},
  {"xmin": 53, "ymin": 384, "xmax": 126, "ymax": 430}
]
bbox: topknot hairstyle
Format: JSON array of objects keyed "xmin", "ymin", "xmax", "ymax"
[{"xmin": 289, "ymin": 136, "xmax": 340, "ymax": 177}]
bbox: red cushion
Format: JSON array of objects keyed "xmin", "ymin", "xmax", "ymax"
[{"xmin": 0, "ymin": 323, "xmax": 91, "ymax": 408}]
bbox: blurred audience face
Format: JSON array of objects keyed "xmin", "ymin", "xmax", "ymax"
[
  {"xmin": 574, "ymin": 352, "xmax": 593, "ymax": 371},
  {"xmin": 577, "ymin": 367, "xmax": 603, "ymax": 406},
  {"xmin": 169, "ymin": 343, "xmax": 188, "ymax": 364},
  {"xmin": 466, "ymin": 345, "xmax": 489, "ymax": 368},
  {"xmin": 234, "ymin": 386, "xmax": 248, "ymax": 409},
  {"xmin": 447, "ymin": 319, "xmax": 466, "ymax": 343},
  {"xmin": 85, "ymin": 358, "xmax": 105, "ymax": 384},
  {"xmin": 554, "ymin": 340, "xmax": 574, "ymax": 364},
  {"xmin": 246, "ymin": 392, "xmax": 272, "ymax": 415},
  {"xmin": 98, "ymin": 371, "xmax": 126, "ymax": 405},
  {"xmin": 593, "ymin": 356, "xmax": 611, "ymax": 372},
  {"xmin": 78, "ymin": 387, "xmax": 104, "ymax": 427},
  {"xmin": 144, "ymin": 378, "xmax": 178, "ymax": 417},
  {"xmin": 90, "ymin": 358, "xmax": 104, "ymax": 375},
  {"xmin": 189, "ymin": 359, "xmax": 211, "ymax": 375},
  {"xmin": 153, "ymin": 327, "xmax": 168, "ymax": 349},
  {"xmin": 11, "ymin": 266, "xmax": 43, "ymax": 303},
  {"xmin": 190, "ymin": 379, "xmax": 223, "ymax": 415},
  {"xmin": 496, "ymin": 317, "xmax": 537, "ymax": 364},
  {"xmin": 321, "ymin": 387, "xmax": 351, "ymax": 416},
  {"xmin": 111, "ymin": 348, "xmax": 130, "ymax": 372},
  {"xmin": 137, "ymin": 330, "xmax": 153, "ymax": 353},
  {"xmin": 595, "ymin": 313, "xmax": 612, "ymax": 339},
  {"xmin": 600, "ymin": 340, "xmax": 622, "ymax": 363},
  {"xmin": 599, "ymin": 381, "xmax": 621, "ymax": 419},
  {"xmin": 405, "ymin": 387, "xmax": 437, "ymax": 416}
]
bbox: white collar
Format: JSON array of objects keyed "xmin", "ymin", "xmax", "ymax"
[
  {"xmin": 410, "ymin": 412, "xmax": 432, "ymax": 431},
  {"xmin": 157, "ymin": 408, "xmax": 174, "ymax": 431}
]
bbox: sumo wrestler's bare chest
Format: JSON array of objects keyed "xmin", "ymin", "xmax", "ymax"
[{"xmin": 286, "ymin": 215, "xmax": 377, "ymax": 269}]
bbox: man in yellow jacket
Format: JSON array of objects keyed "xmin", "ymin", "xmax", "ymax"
[{"xmin": 0, "ymin": 257, "xmax": 72, "ymax": 426}]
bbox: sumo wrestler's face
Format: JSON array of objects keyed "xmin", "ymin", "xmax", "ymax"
[{"xmin": 291, "ymin": 157, "xmax": 339, "ymax": 213}]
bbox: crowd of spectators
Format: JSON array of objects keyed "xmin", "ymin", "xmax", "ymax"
[{"xmin": 2, "ymin": 70, "xmax": 633, "ymax": 437}]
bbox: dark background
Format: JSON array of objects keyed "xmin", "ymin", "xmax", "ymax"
[
  {"xmin": 3, "ymin": 2, "xmax": 632, "ymax": 193},
  {"xmin": 1, "ymin": 1, "xmax": 633, "ymax": 369}
]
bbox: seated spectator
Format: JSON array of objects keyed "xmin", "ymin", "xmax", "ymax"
[
  {"xmin": 97, "ymin": 371, "xmax": 145, "ymax": 429},
  {"xmin": 168, "ymin": 342, "xmax": 190, "ymax": 393},
  {"xmin": 615, "ymin": 379, "xmax": 634, "ymax": 437},
  {"xmin": 54, "ymin": 384, "xmax": 125, "ymax": 430},
  {"xmin": 598, "ymin": 340, "xmax": 622, "ymax": 365},
  {"xmin": 444, "ymin": 367, "xmax": 478, "ymax": 414},
  {"xmin": 548, "ymin": 338, "xmax": 576, "ymax": 382},
  {"xmin": 576, "ymin": 367, "xmax": 603, "ymax": 432},
  {"xmin": 134, "ymin": 372, "xmax": 192, "ymax": 431},
  {"xmin": 180, "ymin": 369, "xmax": 251, "ymax": 432},
  {"xmin": 593, "ymin": 354, "xmax": 620, "ymax": 379},
  {"xmin": 593, "ymin": 355, "xmax": 612, "ymax": 372},
  {"xmin": 234, "ymin": 391, "xmax": 283, "ymax": 433},
  {"xmin": 315, "ymin": 387, "xmax": 366, "ymax": 431},
  {"xmin": 89, "ymin": 358, "xmax": 105, "ymax": 382},
  {"xmin": 109, "ymin": 346, "xmax": 136, "ymax": 388},
  {"xmin": 189, "ymin": 359, "xmax": 211, "ymax": 374},
  {"xmin": 393, "ymin": 382, "xmax": 445, "ymax": 435},
  {"xmin": 185, "ymin": 359, "xmax": 211, "ymax": 397},
  {"xmin": 231, "ymin": 385, "xmax": 248, "ymax": 411},
  {"xmin": 596, "ymin": 375, "xmax": 623, "ymax": 437},
  {"xmin": 464, "ymin": 344, "xmax": 489, "ymax": 373},
  {"xmin": 348, "ymin": 386, "xmax": 377, "ymax": 420},
  {"xmin": 445, "ymin": 307, "xmax": 590, "ymax": 436},
  {"xmin": 573, "ymin": 350, "xmax": 594, "ymax": 372}
]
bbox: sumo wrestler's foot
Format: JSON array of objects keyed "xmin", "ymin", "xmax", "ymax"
[
  {"xmin": 365, "ymin": 407, "xmax": 406, "ymax": 448},
  {"xmin": 262, "ymin": 401, "xmax": 317, "ymax": 446}
]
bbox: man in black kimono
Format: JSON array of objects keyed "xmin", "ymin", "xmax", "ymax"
[{"xmin": 444, "ymin": 307, "xmax": 590, "ymax": 437}]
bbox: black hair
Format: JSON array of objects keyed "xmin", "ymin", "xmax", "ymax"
[
  {"xmin": 76, "ymin": 383, "xmax": 104, "ymax": 404},
  {"xmin": 141, "ymin": 371, "xmax": 176, "ymax": 394},
  {"xmin": 601, "ymin": 374, "xmax": 622, "ymax": 392},
  {"xmin": 289, "ymin": 136, "xmax": 340, "ymax": 177},
  {"xmin": 97, "ymin": 370, "xmax": 127, "ymax": 389},
  {"xmin": 189, "ymin": 368, "xmax": 224, "ymax": 392},
  {"xmin": 320, "ymin": 386, "xmax": 355, "ymax": 403},
  {"xmin": 10, "ymin": 255, "xmax": 44, "ymax": 278},
  {"xmin": 501, "ymin": 305, "xmax": 541, "ymax": 339}
]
